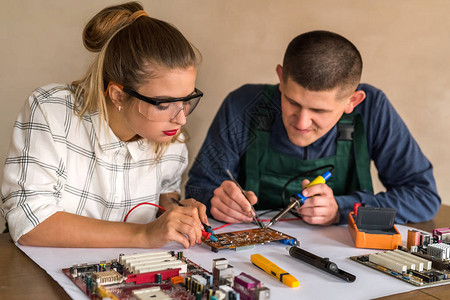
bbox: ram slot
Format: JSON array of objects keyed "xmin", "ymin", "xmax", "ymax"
[
  {"xmin": 384, "ymin": 251, "xmax": 423, "ymax": 271},
  {"xmin": 125, "ymin": 255, "xmax": 175, "ymax": 270},
  {"xmin": 134, "ymin": 260, "xmax": 187, "ymax": 274},
  {"xmin": 121, "ymin": 252, "xmax": 172, "ymax": 267},
  {"xmin": 387, "ymin": 250, "xmax": 423, "ymax": 271},
  {"xmin": 369, "ymin": 253, "xmax": 407, "ymax": 273},
  {"xmin": 378, "ymin": 252, "xmax": 415, "ymax": 270},
  {"xmin": 393, "ymin": 250, "xmax": 432, "ymax": 270},
  {"xmin": 127, "ymin": 256, "xmax": 177, "ymax": 272}
]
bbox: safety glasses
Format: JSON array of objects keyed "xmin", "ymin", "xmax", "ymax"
[{"xmin": 108, "ymin": 82, "xmax": 203, "ymax": 121}]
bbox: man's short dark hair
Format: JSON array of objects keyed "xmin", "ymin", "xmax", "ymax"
[{"xmin": 283, "ymin": 30, "xmax": 362, "ymax": 96}]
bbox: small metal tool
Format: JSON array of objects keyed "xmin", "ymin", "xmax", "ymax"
[
  {"xmin": 266, "ymin": 171, "xmax": 332, "ymax": 228},
  {"xmin": 226, "ymin": 169, "xmax": 265, "ymax": 228},
  {"xmin": 266, "ymin": 195, "xmax": 300, "ymax": 228}
]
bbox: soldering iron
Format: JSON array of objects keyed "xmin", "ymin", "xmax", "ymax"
[
  {"xmin": 266, "ymin": 170, "xmax": 332, "ymax": 228},
  {"xmin": 287, "ymin": 246, "xmax": 356, "ymax": 282}
]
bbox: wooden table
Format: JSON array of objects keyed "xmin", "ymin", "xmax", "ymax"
[
  {"xmin": 0, "ymin": 205, "xmax": 449, "ymax": 300},
  {"xmin": 0, "ymin": 233, "xmax": 71, "ymax": 299}
]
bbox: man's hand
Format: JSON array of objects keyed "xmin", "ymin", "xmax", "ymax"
[
  {"xmin": 210, "ymin": 180, "xmax": 258, "ymax": 223},
  {"xmin": 296, "ymin": 179, "xmax": 339, "ymax": 225}
]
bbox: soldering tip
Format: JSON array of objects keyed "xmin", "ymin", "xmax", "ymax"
[{"xmin": 266, "ymin": 221, "xmax": 273, "ymax": 228}]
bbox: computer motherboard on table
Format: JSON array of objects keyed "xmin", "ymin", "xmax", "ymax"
[
  {"xmin": 349, "ymin": 227, "xmax": 450, "ymax": 286},
  {"xmin": 63, "ymin": 250, "xmax": 270, "ymax": 299}
]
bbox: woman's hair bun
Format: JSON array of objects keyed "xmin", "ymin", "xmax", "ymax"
[{"xmin": 82, "ymin": 2, "xmax": 143, "ymax": 52}]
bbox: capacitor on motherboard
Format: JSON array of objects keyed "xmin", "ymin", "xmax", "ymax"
[
  {"xmin": 86, "ymin": 276, "xmax": 93, "ymax": 293},
  {"xmin": 407, "ymin": 229, "xmax": 420, "ymax": 249},
  {"xmin": 185, "ymin": 277, "xmax": 191, "ymax": 291}
]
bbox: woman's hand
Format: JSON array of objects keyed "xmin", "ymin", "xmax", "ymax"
[
  {"xmin": 152, "ymin": 193, "xmax": 210, "ymax": 248},
  {"xmin": 143, "ymin": 204, "xmax": 203, "ymax": 249},
  {"xmin": 179, "ymin": 198, "xmax": 209, "ymax": 225}
]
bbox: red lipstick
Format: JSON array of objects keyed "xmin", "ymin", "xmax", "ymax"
[{"xmin": 163, "ymin": 129, "xmax": 179, "ymax": 136}]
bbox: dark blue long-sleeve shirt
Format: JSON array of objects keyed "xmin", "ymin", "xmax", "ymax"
[{"xmin": 186, "ymin": 83, "xmax": 440, "ymax": 224}]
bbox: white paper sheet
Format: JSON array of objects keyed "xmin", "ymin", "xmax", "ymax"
[{"xmin": 17, "ymin": 219, "xmax": 445, "ymax": 300}]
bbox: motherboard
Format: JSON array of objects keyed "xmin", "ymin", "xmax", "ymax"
[{"xmin": 63, "ymin": 251, "xmax": 270, "ymax": 299}]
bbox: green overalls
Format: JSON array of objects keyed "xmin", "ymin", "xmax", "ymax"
[{"xmin": 243, "ymin": 85, "xmax": 373, "ymax": 210}]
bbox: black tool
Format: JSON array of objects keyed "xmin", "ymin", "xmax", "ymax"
[{"xmin": 287, "ymin": 246, "xmax": 356, "ymax": 282}]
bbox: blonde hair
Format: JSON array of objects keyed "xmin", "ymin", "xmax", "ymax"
[{"xmin": 71, "ymin": 2, "xmax": 199, "ymax": 158}]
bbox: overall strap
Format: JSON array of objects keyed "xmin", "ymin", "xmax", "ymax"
[
  {"xmin": 337, "ymin": 113, "xmax": 373, "ymax": 193},
  {"xmin": 335, "ymin": 114, "xmax": 356, "ymax": 194},
  {"xmin": 353, "ymin": 113, "xmax": 374, "ymax": 192}
]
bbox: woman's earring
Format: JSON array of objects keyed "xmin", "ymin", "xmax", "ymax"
[{"xmin": 118, "ymin": 106, "xmax": 122, "ymax": 112}]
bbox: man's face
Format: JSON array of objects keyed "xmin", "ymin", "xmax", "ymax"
[{"xmin": 279, "ymin": 76, "xmax": 354, "ymax": 147}]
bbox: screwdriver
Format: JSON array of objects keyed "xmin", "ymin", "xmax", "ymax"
[{"xmin": 266, "ymin": 171, "xmax": 332, "ymax": 228}]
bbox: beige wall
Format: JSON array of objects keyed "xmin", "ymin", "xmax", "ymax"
[{"xmin": 1, "ymin": 0, "xmax": 449, "ymax": 232}]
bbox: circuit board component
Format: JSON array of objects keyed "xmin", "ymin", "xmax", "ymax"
[
  {"xmin": 92, "ymin": 270, "xmax": 123, "ymax": 285},
  {"xmin": 350, "ymin": 227, "xmax": 450, "ymax": 287},
  {"xmin": 202, "ymin": 227, "xmax": 298, "ymax": 252}
]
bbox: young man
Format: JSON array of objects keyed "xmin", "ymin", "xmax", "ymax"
[{"xmin": 186, "ymin": 30, "xmax": 440, "ymax": 226}]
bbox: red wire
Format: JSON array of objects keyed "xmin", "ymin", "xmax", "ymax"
[
  {"xmin": 124, "ymin": 203, "xmax": 301, "ymax": 229},
  {"xmin": 123, "ymin": 202, "xmax": 165, "ymax": 222},
  {"xmin": 212, "ymin": 223, "xmax": 231, "ymax": 231}
]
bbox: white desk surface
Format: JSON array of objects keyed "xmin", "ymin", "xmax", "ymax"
[{"xmin": 17, "ymin": 218, "xmax": 446, "ymax": 300}]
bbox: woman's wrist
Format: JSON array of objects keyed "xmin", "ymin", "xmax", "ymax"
[{"xmin": 130, "ymin": 222, "xmax": 152, "ymax": 248}]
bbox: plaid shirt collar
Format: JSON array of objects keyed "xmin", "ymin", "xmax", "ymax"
[{"xmin": 90, "ymin": 111, "xmax": 151, "ymax": 161}]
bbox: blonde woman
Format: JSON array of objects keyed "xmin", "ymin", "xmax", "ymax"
[{"xmin": 1, "ymin": 2, "xmax": 208, "ymax": 249}]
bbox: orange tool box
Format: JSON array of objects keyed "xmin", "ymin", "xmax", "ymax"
[{"xmin": 348, "ymin": 207, "xmax": 401, "ymax": 250}]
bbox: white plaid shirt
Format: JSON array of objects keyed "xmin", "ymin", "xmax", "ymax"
[{"xmin": 1, "ymin": 84, "xmax": 188, "ymax": 242}]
